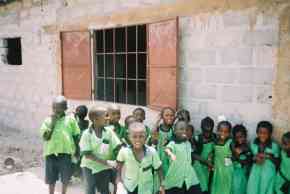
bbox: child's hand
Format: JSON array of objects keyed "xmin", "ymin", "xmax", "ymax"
[
  {"xmin": 50, "ymin": 114, "xmax": 58, "ymax": 130},
  {"xmin": 255, "ymin": 153, "xmax": 265, "ymax": 164},
  {"xmin": 170, "ymin": 153, "xmax": 176, "ymax": 161},
  {"xmin": 159, "ymin": 186, "xmax": 165, "ymax": 194},
  {"xmin": 234, "ymin": 147, "xmax": 242, "ymax": 156}
]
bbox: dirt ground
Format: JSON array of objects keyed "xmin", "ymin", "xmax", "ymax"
[{"xmin": 0, "ymin": 127, "xmax": 83, "ymax": 194}]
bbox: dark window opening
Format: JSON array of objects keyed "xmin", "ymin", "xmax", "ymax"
[
  {"xmin": 5, "ymin": 38, "xmax": 22, "ymax": 65},
  {"xmin": 94, "ymin": 24, "xmax": 147, "ymax": 106}
]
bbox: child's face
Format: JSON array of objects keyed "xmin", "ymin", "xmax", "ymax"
[
  {"xmin": 186, "ymin": 127, "xmax": 194, "ymax": 140},
  {"xmin": 125, "ymin": 117, "xmax": 137, "ymax": 128},
  {"xmin": 218, "ymin": 125, "xmax": 230, "ymax": 141},
  {"xmin": 235, "ymin": 131, "xmax": 246, "ymax": 145},
  {"xmin": 109, "ymin": 110, "xmax": 121, "ymax": 124},
  {"xmin": 175, "ymin": 125, "xmax": 187, "ymax": 140},
  {"xmin": 257, "ymin": 127, "xmax": 271, "ymax": 143},
  {"xmin": 202, "ymin": 127, "xmax": 213, "ymax": 139},
  {"xmin": 129, "ymin": 131, "xmax": 146, "ymax": 149},
  {"xmin": 162, "ymin": 109, "xmax": 175, "ymax": 126},
  {"xmin": 92, "ymin": 114, "xmax": 106, "ymax": 128},
  {"xmin": 52, "ymin": 102, "xmax": 66, "ymax": 116},
  {"xmin": 133, "ymin": 110, "xmax": 145, "ymax": 123}
]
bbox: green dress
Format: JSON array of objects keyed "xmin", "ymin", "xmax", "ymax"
[
  {"xmin": 247, "ymin": 140, "xmax": 280, "ymax": 194},
  {"xmin": 211, "ymin": 139, "xmax": 234, "ymax": 194},
  {"xmin": 193, "ymin": 135, "xmax": 214, "ymax": 192},
  {"xmin": 231, "ymin": 144, "xmax": 252, "ymax": 194},
  {"xmin": 274, "ymin": 150, "xmax": 290, "ymax": 194},
  {"xmin": 157, "ymin": 125, "xmax": 173, "ymax": 176}
]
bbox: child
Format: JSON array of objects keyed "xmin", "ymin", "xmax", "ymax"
[
  {"xmin": 176, "ymin": 109, "xmax": 191, "ymax": 123},
  {"xmin": 73, "ymin": 105, "xmax": 89, "ymax": 177},
  {"xmin": 211, "ymin": 121, "xmax": 233, "ymax": 194},
  {"xmin": 75, "ymin": 105, "xmax": 89, "ymax": 133},
  {"xmin": 231, "ymin": 124, "xmax": 252, "ymax": 194},
  {"xmin": 123, "ymin": 115, "xmax": 137, "ymax": 145},
  {"xmin": 274, "ymin": 132, "xmax": 290, "ymax": 194},
  {"xmin": 164, "ymin": 121, "xmax": 203, "ymax": 194},
  {"xmin": 152, "ymin": 107, "xmax": 175, "ymax": 176},
  {"xmin": 79, "ymin": 106, "xmax": 122, "ymax": 194},
  {"xmin": 40, "ymin": 96, "xmax": 80, "ymax": 194},
  {"xmin": 193, "ymin": 117, "xmax": 215, "ymax": 194},
  {"xmin": 132, "ymin": 107, "xmax": 151, "ymax": 141},
  {"xmin": 108, "ymin": 104, "xmax": 126, "ymax": 142},
  {"xmin": 247, "ymin": 121, "xmax": 280, "ymax": 194},
  {"xmin": 116, "ymin": 122, "xmax": 165, "ymax": 194}
]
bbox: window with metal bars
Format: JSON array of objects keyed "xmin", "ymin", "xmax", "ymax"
[{"xmin": 94, "ymin": 25, "xmax": 147, "ymax": 106}]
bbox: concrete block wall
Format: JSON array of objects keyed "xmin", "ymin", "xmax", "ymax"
[{"xmin": 179, "ymin": 10, "xmax": 278, "ymax": 139}]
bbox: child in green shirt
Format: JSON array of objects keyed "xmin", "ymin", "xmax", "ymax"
[
  {"xmin": 108, "ymin": 104, "xmax": 126, "ymax": 143},
  {"xmin": 79, "ymin": 106, "xmax": 122, "ymax": 194},
  {"xmin": 116, "ymin": 122, "xmax": 165, "ymax": 194},
  {"xmin": 133, "ymin": 107, "xmax": 151, "ymax": 141},
  {"xmin": 194, "ymin": 117, "xmax": 215, "ymax": 194},
  {"xmin": 211, "ymin": 121, "xmax": 233, "ymax": 194},
  {"xmin": 40, "ymin": 96, "xmax": 80, "ymax": 194},
  {"xmin": 231, "ymin": 124, "xmax": 252, "ymax": 194},
  {"xmin": 164, "ymin": 121, "xmax": 203, "ymax": 194},
  {"xmin": 274, "ymin": 132, "xmax": 290, "ymax": 194},
  {"xmin": 247, "ymin": 121, "xmax": 280, "ymax": 194},
  {"xmin": 123, "ymin": 115, "xmax": 137, "ymax": 145},
  {"xmin": 151, "ymin": 107, "xmax": 175, "ymax": 176}
]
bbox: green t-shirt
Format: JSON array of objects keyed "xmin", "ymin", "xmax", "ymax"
[
  {"xmin": 40, "ymin": 115, "xmax": 80, "ymax": 157},
  {"xmin": 107, "ymin": 123, "xmax": 126, "ymax": 143},
  {"xmin": 164, "ymin": 140, "xmax": 200, "ymax": 190},
  {"xmin": 117, "ymin": 145, "xmax": 161, "ymax": 194},
  {"xmin": 79, "ymin": 127, "xmax": 121, "ymax": 174}
]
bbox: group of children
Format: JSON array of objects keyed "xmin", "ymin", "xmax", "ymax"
[{"xmin": 40, "ymin": 96, "xmax": 290, "ymax": 194}]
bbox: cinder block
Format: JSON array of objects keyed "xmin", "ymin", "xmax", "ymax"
[
  {"xmin": 205, "ymin": 68, "xmax": 238, "ymax": 84},
  {"xmin": 179, "ymin": 67, "xmax": 203, "ymax": 83},
  {"xmin": 183, "ymin": 84, "xmax": 217, "ymax": 99},
  {"xmin": 255, "ymin": 86, "xmax": 272, "ymax": 104},
  {"xmin": 253, "ymin": 46, "xmax": 277, "ymax": 67},
  {"xmin": 221, "ymin": 86, "xmax": 253, "ymax": 103},
  {"xmin": 223, "ymin": 11, "xmax": 250, "ymax": 27},
  {"xmin": 220, "ymin": 47, "xmax": 253, "ymax": 66},
  {"xmin": 188, "ymin": 49, "xmax": 217, "ymax": 66},
  {"xmin": 239, "ymin": 67, "xmax": 273, "ymax": 85},
  {"xmin": 243, "ymin": 30, "xmax": 279, "ymax": 46}
]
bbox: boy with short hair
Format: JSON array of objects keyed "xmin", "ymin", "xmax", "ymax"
[
  {"xmin": 116, "ymin": 122, "xmax": 165, "ymax": 194},
  {"xmin": 80, "ymin": 106, "xmax": 122, "ymax": 194},
  {"xmin": 107, "ymin": 104, "xmax": 126, "ymax": 143},
  {"xmin": 133, "ymin": 107, "xmax": 151, "ymax": 141},
  {"xmin": 40, "ymin": 96, "xmax": 80, "ymax": 194}
]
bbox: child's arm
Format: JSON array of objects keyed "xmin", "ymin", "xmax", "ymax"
[
  {"xmin": 115, "ymin": 161, "xmax": 124, "ymax": 184},
  {"xmin": 192, "ymin": 153, "xmax": 213, "ymax": 169},
  {"xmin": 157, "ymin": 167, "xmax": 165, "ymax": 194},
  {"xmin": 164, "ymin": 148, "xmax": 176, "ymax": 161},
  {"xmin": 41, "ymin": 115, "xmax": 57, "ymax": 141},
  {"xmin": 83, "ymin": 152, "xmax": 110, "ymax": 166}
]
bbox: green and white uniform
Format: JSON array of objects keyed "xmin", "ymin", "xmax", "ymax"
[
  {"xmin": 211, "ymin": 139, "xmax": 234, "ymax": 194},
  {"xmin": 164, "ymin": 140, "xmax": 200, "ymax": 190},
  {"xmin": 193, "ymin": 135, "xmax": 214, "ymax": 192},
  {"xmin": 117, "ymin": 145, "xmax": 162, "ymax": 194},
  {"xmin": 247, "ymin": 140, "xmax": 280, "ymax": 194},
  {"xmin": 274, "ymin": 150, "xmax": 290, "ymax": 194}
]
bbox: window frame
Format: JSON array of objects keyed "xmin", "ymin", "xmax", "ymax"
[{"xmin": 92, "ymin": 24, "xmax": 148, "ymax": 106}]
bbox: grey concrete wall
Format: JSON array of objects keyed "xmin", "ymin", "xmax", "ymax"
[
  {"xmin": 0, "ymin": 1, "xmax": 278, "ymax": 140},
  {"xmin": 179, "ymin": 10, "xmax": 278, "ymax": 138}
]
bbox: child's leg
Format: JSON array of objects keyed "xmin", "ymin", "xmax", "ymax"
[
  {"xmin": 49, "ymin": 184, "xmax": 56, "ymax": 194},
  {"xmin": 58, "ymin": 154, "xmax": 73, "ymax": 194},
  {"xmin": 82, "ymin": 167, "xmax": 97, "ymax": 194},
  {"xmin": 95, "ymin": 169, "xmax": 111, "ymax": 194},
  {"xmin": 45, "ymin": 155, "xmax": 59, "ymax": 194}
]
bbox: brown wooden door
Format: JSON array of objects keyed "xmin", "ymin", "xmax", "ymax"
[
  {"xmin": 148, "ymin": 18, "xmax": 178, "ymax": 110},
  {"xmin": 61, "ymin": 31, "xmax": 92, "ymax": 100}
]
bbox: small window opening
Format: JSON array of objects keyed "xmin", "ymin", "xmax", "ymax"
[{"xmin": 0, "ymin": 38, "xmax": 22, "ymax": 65}]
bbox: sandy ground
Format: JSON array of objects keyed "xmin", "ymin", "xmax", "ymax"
[{"xmin": 0, "ymin": 127, "xmax": 83, "ymax": 194}]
